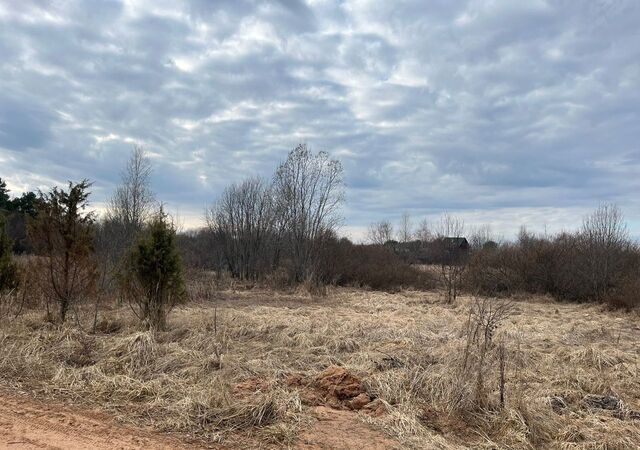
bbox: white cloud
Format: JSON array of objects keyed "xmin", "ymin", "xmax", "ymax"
[{"xmin": 0, "ymin": 0, "xmax": 639, "ymax": 237}]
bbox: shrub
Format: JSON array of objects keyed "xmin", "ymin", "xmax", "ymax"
[
  {"xmin": 318, "ymin": 238, "xmax": 435, "ymax": 291},
  {"xmin": 465, "ymin": 212, "xmax": 640, "ymax": 308},
  {"xmin": 122, "ymin": 210, "xmax": 186, "ymax": 330},
  {"xmin": 465, "ymin": 246, "xmax": 518, "ymax": 296},
  {"xmin": 460, "ymin": 297, "xmax": 514, "ymax": 409},
  {"xmin": 604, "ymin": 274, "xmax": 640, "ymax": 310},
  {"xmin": 28, "ymin": 180, "xmax": 97, "ymax": 322}
]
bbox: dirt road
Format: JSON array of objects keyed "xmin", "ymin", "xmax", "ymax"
[
  {"xmin": 0, "ymin": 391, "xmax": 195, "ymax": 449},
  {"xmin": 0, "ymin": 391, "xmax": 399, "ymax": 449}
]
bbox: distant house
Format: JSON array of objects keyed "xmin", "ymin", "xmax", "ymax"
[
  {"xmin": 438, "ymin": 237, "xmax": 470, "ymax": 263},
  {"xmin": 442, "ymin": 237, "xmax": 469, "ymax": 251}
]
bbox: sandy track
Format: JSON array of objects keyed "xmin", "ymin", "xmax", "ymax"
[
  {"xmin": 0, "ymin": 390, "xmax": 197, "ymax": 450},
  {"xmin": 298, "ymin": 407, "xmax": 400, "ymax": 450},
  {"xmin": 0, "ymin": 390, "xmax": 399, "ymax": 450}
]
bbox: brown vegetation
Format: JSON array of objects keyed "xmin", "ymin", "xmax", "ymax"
[
  {"xmin": 1, "ymin": 275, "xmax": 639, "ymax": 449},
  {"xmin": 2, "ymin": 150, "xmax": 639, "ymax": 449},
  {"xmin": 465, "ymin": 206, "xmax": 640, "ymax": 309},
  {"xmin": 318, "ymin": 240, "xmax": 436, "ymax": 291}
]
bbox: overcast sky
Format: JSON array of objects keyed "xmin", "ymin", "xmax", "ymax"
[{"xmin": 1, "ymin": 0, "xmax": 639, "ymax": 241}]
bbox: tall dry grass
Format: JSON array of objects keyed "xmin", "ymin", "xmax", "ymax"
[{"xmin": 0, "ymin": 283, "xmax": 639, "ymax": 448}]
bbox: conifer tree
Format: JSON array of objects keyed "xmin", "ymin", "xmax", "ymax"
[
  {"xmin": 123, "ymin": 209, "xmax": 185, "ymax": 330},
  {"xmin": 0, "ymin": 215, "xmax": 18, "ymax": 292}
]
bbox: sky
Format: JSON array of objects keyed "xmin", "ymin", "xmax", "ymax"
[{"xmin": 1, "ymin": 0, "xmax": 639, "ymax": 242}]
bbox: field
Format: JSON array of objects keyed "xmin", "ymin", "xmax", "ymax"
[{"xmin": 1, "ymin": 281, "xmax": 639, "ymax": 449}]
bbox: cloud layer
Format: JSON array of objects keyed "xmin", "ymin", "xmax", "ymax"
[{"xmin": 1, "ymin": 0, "xmax": 639, "ymax": 240}]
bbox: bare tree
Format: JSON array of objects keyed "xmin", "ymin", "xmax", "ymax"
[
  {"xmin": 273, "ymin": 144, "xmax": 344, "ymax": 282},
  {"xmin": 367, "ymin": 220, "xmax": 394, "ymax": 245},
  {"xmin": 580, "ymin": 204, "xmax": 630, "ymax": 300},
  {"xmin": 106, "ymin": 145, "xmax": 155, "ymax": 240},
  {"xmin": 99, "ymin": 146, "xmax": 156, "ymax": 294},
  {"xmin": 414, "ymin": 218, "xmax": 432, "ymax": 242},
  {"xmin": 469, "ymin": 224, "xmax": 495, "ymax": 250},
  {"xmin": 460, "ymin": 296, "xmax": 515, "ymax": 408},
  {"xmin": 206, "ymin": 176, "xmax": 277, "ymax": 280},
  {"xmin": 397, "ymin": 212, "xmax": 412, "ymax": 243},
  {"xmin": 434, "ymin": 213, "xmax": 467, "ymax": 303}
]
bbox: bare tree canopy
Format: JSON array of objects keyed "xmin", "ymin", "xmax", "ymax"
[
  {"xmin": 434, "ymin": 213, "xmax": 467, "ymax": 303},
  {"xmin": 206, "ymin": 176, "xmax": 277, "ymax": 280},
  {"xmin": 397, "ymin": 212, "xmax": 412, "ymax": 243},
  {"xmin": 100, "ymin": 146, "xmax": 156, "ymax": 281},
  {"xmin": 581, "ymin": 203, "xmax": 628, "ymax": 248},
  {"xmin": 107, "ymin": 145, "xmax": 155, "ymax": 233},
  {"xmin": 367, "ymin": 220, "xmax": 394, "ymax": 245},
  {"xmin": 469, "ymin": 224, "xmax": 495, "ymax": 249},
  {"xmin": 435, "ymin": 213, "xmax": 465, "ymax": 240},
  {"xmin": 273, "ymin": 144, "xmax": 344, "ymax": 282},
  {"xmin": 414, "ymin": 218, "xmax": 432, "ymax": 242},
  {"xmin": 580, "ymin": 203, "xmax": 630, "ymax": 300}
]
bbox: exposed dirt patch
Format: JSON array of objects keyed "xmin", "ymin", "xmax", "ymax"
[
  {"xmin": 297, "ymin": 406, "xmax": 400, "ymax": 450},
  {"xmin": 233, "ymin": 377, "xmax": 270, "ymax": 397},
  {"xmin": 0, "ymin": 389, "xmax": 397, "ymax": 450},
  {"xmin": 315, "ymin": 366, "xmax": 365, "ymax": 402},
  {"xmin": 0, "ymin": 390, "xmax": 201, "ymax": 450},
  {"xmin": 282, "ymin": 366, "xmax": 374, "ymax": 411}
]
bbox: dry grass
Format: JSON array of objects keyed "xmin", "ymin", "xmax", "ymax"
[{"xmin": 1, "ymin": 282, "xmax": 639, "ymax": 449}]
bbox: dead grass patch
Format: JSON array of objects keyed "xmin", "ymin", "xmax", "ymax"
[{"xmin": 1, "ymin": 286, "xmax": 639, "ymax": 448}]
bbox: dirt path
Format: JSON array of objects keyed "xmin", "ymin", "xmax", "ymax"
[
  {"xmin": 298, "ymin": 406, "xmax": 400, "ymax": 450},
  {"xmin": 0, "ymin": 391, "xmax": 399, "ymax": 449},
  {"xmin": 0, "ymin": 391, "xmax": 197, "ymax": 449}
]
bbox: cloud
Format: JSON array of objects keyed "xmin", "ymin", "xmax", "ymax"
[{"xmin": 0, "ymin": 0, "xmax": 639, "ymax": 241}]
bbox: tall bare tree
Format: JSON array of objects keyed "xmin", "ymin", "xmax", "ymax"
[
  {"xmin": 273, "ymin": 144, "xmax": 344, "ymax": 282},
  {"xmin": 100, "ymin": 146, "xmax": 156, "ymax": 288},
  {"xmin": 206, "ymin": 176, "xmax": 277, "ymax": 280},
  {"xmin": 434, "ymin": 213, "xmax": 467, "ymax": 303},
  {"xmin": 469, "ymin": 224, "xmax": 495, "ymax": 249},
  {"xmin": 367, "ymin": 220, "xmax": 394, "ymax": 245},
  {"xmin": 107, "ymin": 145, "xmax": 155, "ymax": 235},
  {"xmin": 397, "ymin": 212, "xmax": 413, "ymax": 243},
  {"xmin": 414, "ymin": 218, "xmax": 432, "ymax": 242},
  {"xmin": 580, "ymin": 204, "xmax": 630, "ymax": 300}
]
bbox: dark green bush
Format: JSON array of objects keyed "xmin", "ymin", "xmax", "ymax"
[
  {"xmin": 123, "ymin": 210, "xmax": 186, "ymax": 330},
  {"xmin": 0, "ymin": 215, "xmax": 18, "ymax": 292}
]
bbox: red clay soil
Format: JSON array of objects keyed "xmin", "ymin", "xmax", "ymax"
[
  {"xmin": 0, "ymin": 385, "xmax": 398, "ymax": 449},
  {"xmin": 297, "ymin": 406, "xmax": 400, "ymax": 450},
  {"xmin": 0, "ymin": 390, "xmax": 199, "ymax": 449}
]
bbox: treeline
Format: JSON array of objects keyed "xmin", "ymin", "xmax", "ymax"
[
  {"xmin": 179, "ymin": 143, "xmax": 433, "ymax": 290},
  {"xmin": 465, "ymin": 204, "xmax": 639, "ymax": 309},
  {"xmin": 364, "ymin": 205, "xmax": 640, "ymax": 309},
  {"xmin": 0, "ymin": 179, "xmax": 38, "ymax": 253},
  {"xmin": 0, "ymin": 144, "xmax": 432, "ymax": 330},
  {"xmin": 0, "ymin": 148, "xmax": 185, "ymax": 329},
  {"xmin": 2, "ymin": 144, "xmax": 638, "ymax": 319}
]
